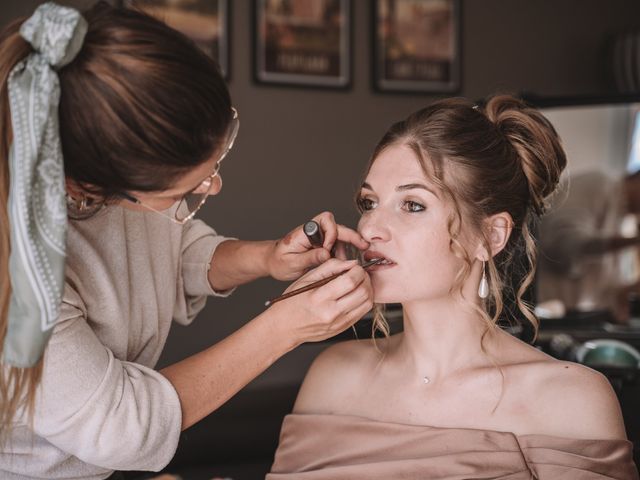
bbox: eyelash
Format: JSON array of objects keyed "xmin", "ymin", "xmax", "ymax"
[
  {"xmin": 404, "ymin": 200, "xmax": 425, "ymax": 213},
  {"xmin": 356, "ymin": 196, "xmax": 425, "ymax": 213},
  {"xmin": 356, "ymin": 196, "xmax": 376, "ymax": 212}
]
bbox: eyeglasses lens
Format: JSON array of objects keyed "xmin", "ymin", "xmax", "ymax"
[{"xmin": 174, "ymin": 110, "xmax": 238, "ymax": 222}]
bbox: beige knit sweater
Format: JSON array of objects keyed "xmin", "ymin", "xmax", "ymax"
[{"xmin": 0, "ymin": 204, "xmax": 233, "ymax": 479}]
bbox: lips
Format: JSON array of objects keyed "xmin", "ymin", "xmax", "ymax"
[{"xmin": 363, "ymin": 251, "xmax": 396, "ymax": 266}]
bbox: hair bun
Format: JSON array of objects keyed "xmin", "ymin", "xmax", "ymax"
[{"xmin": 483, "ymin": 95, "xmax": 567, "ymax": 215}]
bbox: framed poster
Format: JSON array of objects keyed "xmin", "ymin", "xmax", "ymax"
[
  {"xmin": 254, "ymin": 0, "xmax": 351, "ymax": 88},
  {"xmin": 374, "ymin": 0, "xmax": 461, "ymax": 93},
  {"xmin": 125, "ymin": 0, "xmax": 230, "ymax": 78}
]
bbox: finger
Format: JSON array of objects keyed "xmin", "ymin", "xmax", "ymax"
[
  {"xmin": 287, "ymin": 224, "xmax": 315, "ymax": 250},
  {"xmin": 336, "ymin": 282, "xmax": 373, "ymax": 315},
  {"xmin": 336, "ymin": 268, "xmax": 372, "ymax": 309},
  {"xmin": 338, "ymin": 297, "xmax": 374, "ymax": 330},
  {"xmin": 327, "ymin": 297, "xmax": 374, "ymax": 339},
  {"xmin": 312, "ymin": 211, "xmax": 339, "ymax": 251},
  {"xmin": 293, "ymin": 247, "xmax": 331, "ymax": 271},
  {"xmin": 335, "ymin": 274, "xmax": 372, "ymax": 310},
  {"xmin": 336, "ymin": 224, "xmax": 369, "ymax": 251},
  {"xmin": 314, "ymin": 265, "xmax": 367, "ymax": 302},
  {"xmin": 333, "ymin": 240, "xmax": 349, "ymax": 260},
  {"xmin": 294, "ymin": 258, "xmax": 358, "ymax": 286}
]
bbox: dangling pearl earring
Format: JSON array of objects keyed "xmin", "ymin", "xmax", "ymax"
[{"xmin": 478, "ymin": 261, "xmax": 489, "ymax": 299}]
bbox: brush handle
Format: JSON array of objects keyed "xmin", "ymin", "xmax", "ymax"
[{"xmin": 264, "ymin": 258, "xmax": 382, "ymax": 307}]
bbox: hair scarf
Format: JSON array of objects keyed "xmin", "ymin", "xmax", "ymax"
[{"xmin": 4, "ymin": 2, "xmax": 87, "ymax": 367}]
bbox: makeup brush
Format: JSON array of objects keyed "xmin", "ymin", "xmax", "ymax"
[{"xmin": 264, "ymin": 257, "xmax": 383, "ymax": 307}]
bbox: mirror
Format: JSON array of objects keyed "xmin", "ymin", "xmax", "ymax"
[{"xmin": 532, "ymin": 96, "xmax": 640, "ymax": 326}]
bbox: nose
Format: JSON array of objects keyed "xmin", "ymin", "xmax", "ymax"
[{"xmin": 358, "ymin": 209, "xmax": 391, "ymax": 243}]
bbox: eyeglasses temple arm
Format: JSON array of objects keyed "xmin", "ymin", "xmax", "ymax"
[{"xmin": 119, "ymin": 192, "xmax": 140, "ymax": 204}]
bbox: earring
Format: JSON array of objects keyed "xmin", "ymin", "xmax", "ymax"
[
  {"xmin": 65, "ymin": 193, "xmax": 86, "ymax": 210},
  {"xmin": 478, "ymin": 261, "xmax": 489, "ymax": 299},
  {"xmin": 66, "ymin": 193, "xmax": 104, "ymax": 220}
]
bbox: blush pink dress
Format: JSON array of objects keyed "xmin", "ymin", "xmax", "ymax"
[{"xmin": 268, "ymin": 414, "xmax": 639, "ymax": 479}]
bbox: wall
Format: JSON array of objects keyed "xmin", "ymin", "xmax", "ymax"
[{"xmin": 2, "ymin": 0, "xmax": 640, "ymax": 390}]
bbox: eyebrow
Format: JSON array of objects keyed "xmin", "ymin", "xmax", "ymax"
[
  {"xmin": 396, "ymin": 183, "xmax": 434, "ymax": 194},
  {"xmin": 361, "ymin": 182, "xmax": 436, "ymax": 196}
]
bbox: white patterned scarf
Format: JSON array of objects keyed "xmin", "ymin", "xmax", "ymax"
[{"xmin": 4, "ymin": 2, "xmax": 87, "ymax": 367}]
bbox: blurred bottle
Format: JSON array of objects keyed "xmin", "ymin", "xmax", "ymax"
[
  {"xmin": 628, "ymin": 292, "xmax": 640, "ymax": 328},
  {"xmin": 549, "ymin": 333, "xmax": 579, "ymax": 361}
]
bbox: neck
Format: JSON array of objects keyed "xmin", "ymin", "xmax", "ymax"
[{"xmin": 389, "ymin": 294, "xmax": 501, "ymax": 382}]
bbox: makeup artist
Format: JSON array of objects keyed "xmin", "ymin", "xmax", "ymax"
[{"xmin": 0, "ymin": 3, "xmax": 372, "ymax": 479}]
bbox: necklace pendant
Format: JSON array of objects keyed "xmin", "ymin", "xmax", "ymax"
[{"xmin": 423, "ymin": 376, "xmax": 430, "ymax": 384}]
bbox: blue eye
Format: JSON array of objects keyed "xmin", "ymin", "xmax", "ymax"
[
  {"xmin": 357, "ymin": 197, "xmax": 377, "ymax": 212},
  {"xmin": 403, "ymin": 200, "xmax": 425, "ymax": 212}
]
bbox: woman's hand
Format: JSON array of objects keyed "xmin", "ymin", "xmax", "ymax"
[
  {"xmin": 267, "ymin": 258, "xmax": 374, "ymax": 345},
  {"xmin": 163, "ymin": 259, "xmax": 372, "ymax": 431},
  {"xmin": 267, "ymin": 211, "xmax": 369, "ymax": 281}
]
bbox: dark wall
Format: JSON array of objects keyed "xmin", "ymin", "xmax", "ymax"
[{"xmin": 2, "ymin": 0, "xmax": 640, "ymax": 388}]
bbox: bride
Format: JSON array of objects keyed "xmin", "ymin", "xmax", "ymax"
[{"xmin": 267, "ymin": 95, "xmax": 638, "ymax": 479}]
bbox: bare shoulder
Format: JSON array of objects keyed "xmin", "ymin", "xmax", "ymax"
[
  {"xmin": 292, "ymin": 337, "xmax": 384, "ymax": 415},
  {"xmin": 509, "ymin": 352, "xmax": 627, "ymax": 440}
]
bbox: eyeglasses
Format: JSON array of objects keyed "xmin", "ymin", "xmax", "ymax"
[{"xmin": 121, "ymin": 107, "xmax": 239, "ymax": 224}]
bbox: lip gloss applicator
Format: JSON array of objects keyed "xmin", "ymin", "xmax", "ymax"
[
  {"xmin": 303, "ymin": 220, "xmax": 324, "ymax": 248},
  {"xmin": 264, "ymin": 219, "xmax": 380, "ymax": 307},
  {"xmin": 264, "ymin": 257, "xmax": 382, "ymax": 307},
  {"xmin": 304, "ymin": 219, "xmax": 346, "ymax": 258}
]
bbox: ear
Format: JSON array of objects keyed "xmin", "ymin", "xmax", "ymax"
[{"xmin": 475, "ymin": 212, "xmax": 513, "ymax": 261}]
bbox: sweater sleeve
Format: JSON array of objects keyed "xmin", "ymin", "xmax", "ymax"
[
  {"xmin": 174, "ymin": 218, "xmax": 236, "ymax": 326},
  {"xmin": 32, "ymin": 285, "xmax": 183, "ymax": 472}
]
